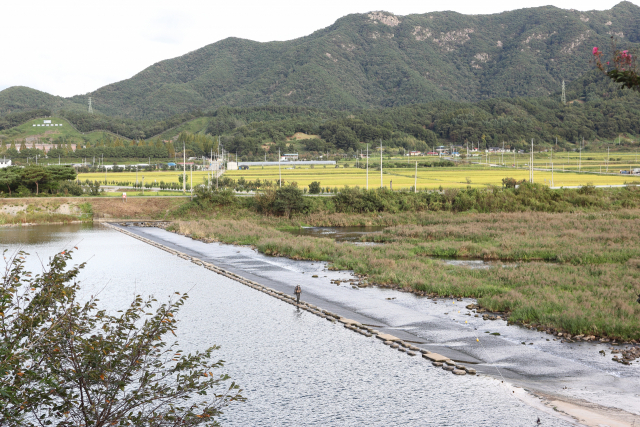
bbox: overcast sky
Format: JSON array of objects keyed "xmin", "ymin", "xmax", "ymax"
[{"xmin": 1, "ymin": 0, "xmax": 636, "ymax": 97}]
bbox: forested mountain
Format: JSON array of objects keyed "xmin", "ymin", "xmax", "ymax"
[
  {"xmin": 210, "ymin": 73, "xmax": 640, "ymax": 158},
  {"xmin": 1, "ymin": 2, "xmax": 639, "ymax": 120},
  {"xmin": 0, "ymin": 87, "xmax": 86, "ymax": 116}
]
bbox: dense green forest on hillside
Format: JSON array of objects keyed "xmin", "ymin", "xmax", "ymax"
[
  {"xmin": 57, "ymin": 110, "xmax": 206, "ymax": 140},
  {"xmin": 209, "ymin": 73, "xmax": 640, "ymax": 158},
  {"xmin": 1, "ymin": 3, "xmax": 639, "ymax": 120},
  {"xmin": 2, "ymin": 70, "xmax": 640, "ymax": 161},
  {"xmin": 0, "ymin": 109, "xmax": 51, "ymax": 131},
  {"xmin": 0, "ymin": 87, "xmax": 85, "ymax": 116}
]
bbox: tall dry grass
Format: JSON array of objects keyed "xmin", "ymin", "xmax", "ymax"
[
  {"xmin": 372, "ymin": 210, "xmax": 640, "ymax": 264},
  {"xmin": 0, "ymin": 212, "xmax": 81, "ymax": 225},
  {"xmin": 173, "ymin": 217, "xmax": 640, "ymax": 340}
]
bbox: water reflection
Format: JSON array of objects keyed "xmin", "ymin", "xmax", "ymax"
[
  {"xmin": 284, "ymin": 227, "xmax": 548, "ymax": 269},
  {"xmin": 284, "ymin": 226, "xmax": 386, "ymax": 242},
  {"xmin": 1, "ymin": 222, "xmax": 94, "ymax": 245},
  {"xmin": 0, "ymin": 224, "xmax": 571, "ymax": 426}
]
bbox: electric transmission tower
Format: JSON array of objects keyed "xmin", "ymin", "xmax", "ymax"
[
  {"xmin": 561, "ymin": 81, "xmax": 566, "ymax": 105},
  {"xmin": 88, "ymin": 97, "xmax": 93, "ymax": 114}
]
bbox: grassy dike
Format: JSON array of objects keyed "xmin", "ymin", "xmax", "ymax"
[
  {"xmin": 0, "ymin": 198, "xmax": 93, "ymax": 225},
  {"xmin": 0, "ymin": 197, "xmax": 184, "ymax": 225},
  {"xmin": 164, "ymin": 201, "xmax": 640, "ymax": 341}
]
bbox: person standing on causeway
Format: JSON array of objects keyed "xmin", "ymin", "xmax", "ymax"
[{"xmin": 294, "ymin": 284, "xmax": 302, "ymax": 305}]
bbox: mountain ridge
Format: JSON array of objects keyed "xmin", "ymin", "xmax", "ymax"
[{"xmin": 2, "ymin": 2, "xmax": 640, "ymax": 119}]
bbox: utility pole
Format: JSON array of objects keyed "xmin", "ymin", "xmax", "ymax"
[
  {"xmin": 366, "ymin": 143, "xmax": 369, "ymax": 190},
  {"xmin": 579, "ymin": 137, "xmax": 583, "ymax": 172},
  {"xmin": 551, "ymin": 148, "xmax": 554, "ymax": 187},
  {"xmin": 530, "ymin": 139, "xmax": 534, "ymax": 183},
  {"xmin": 414, "ymin": 161, "xmax": 417, "ymax": 193},
  {"xmin": 380, "ymin": 139, "xmax": 383, "ymax": 188},
  {"xmin": 183, "ymin": 142, "xmax": 186, "ymax": 193},
  {"xmin": 607, "ymin": 146, "xmax": 609, "ymax": 173},
  {"xmin": 278, "ymin": 148, "xmax": 281, "ymax": 188}
]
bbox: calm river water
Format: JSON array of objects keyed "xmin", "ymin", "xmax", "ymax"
[{"xmin": 2, "ymin": 223, "xmax": 576, "ymax": 426}]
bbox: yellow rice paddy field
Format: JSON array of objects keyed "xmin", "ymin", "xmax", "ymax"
[
  {"xmin": 78, "ymin": 171, "xmax": 212, "ymax": 185},
  {"xmin": 221, "ymin": 165, "xmax": 640, "ymax": 189},
  {"xmin": 78, "ymin": 162, "xmax": 640, "ymax": 191},
  {"xmin": 481, "ymin": 151, "xmax": 640, "ymax": 173}
]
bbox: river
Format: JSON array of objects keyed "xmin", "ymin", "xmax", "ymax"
[{"xmin": 3, "ymin": 223, "xmax": 637, "ymax": 426}]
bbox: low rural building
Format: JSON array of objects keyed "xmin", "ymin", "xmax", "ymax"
[
  {"xmin": 0, "ymin": 159, "xmax": 12, "ymax": 169},
  {"xmin": 281, "ymin": 153, "xmax": 299, "ymax": 161},
  {"xmin": 238, "ymin": 161, "xmax": 336, "ymax": 167},
  {"xmin": 435, "ymin": 146, "xmax": 449, "ymax": 154}
]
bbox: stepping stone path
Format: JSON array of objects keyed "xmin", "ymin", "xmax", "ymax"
[{"xmin": 105, "ymin": 221, "xmax": 482, "ymax": 379}]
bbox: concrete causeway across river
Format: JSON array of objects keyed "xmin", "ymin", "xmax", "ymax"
[{"xmin": 110, "ymin": 222, "xmax": 640, "ymax": 426}]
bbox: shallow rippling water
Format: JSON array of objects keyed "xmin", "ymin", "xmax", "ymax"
[{"xmin": 2, "ymin": 224, "xmax": 572, "ymax": 426}]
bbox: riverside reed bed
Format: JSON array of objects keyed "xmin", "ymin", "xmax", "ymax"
[
  {"xmin": 0, "ymin": 211, "xmax": 81, "ymax": 225},
  {"xmin": 161, "ymin": 186, "xmax": 640, "ymax": 338},
  {"xmin": 171, "ymin": 216, "xmax": 640, "ymax": 341},
  {"xmin": 171, "ymin": 183, "xmax": 640, "ymax": 220},
  {"xmin": 366, "ymin": 210, "xmax": 640, "ymax": 265},
  {"xmin": 0, "ymin": 199, "xmax": 93, "ymax": 225}
]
